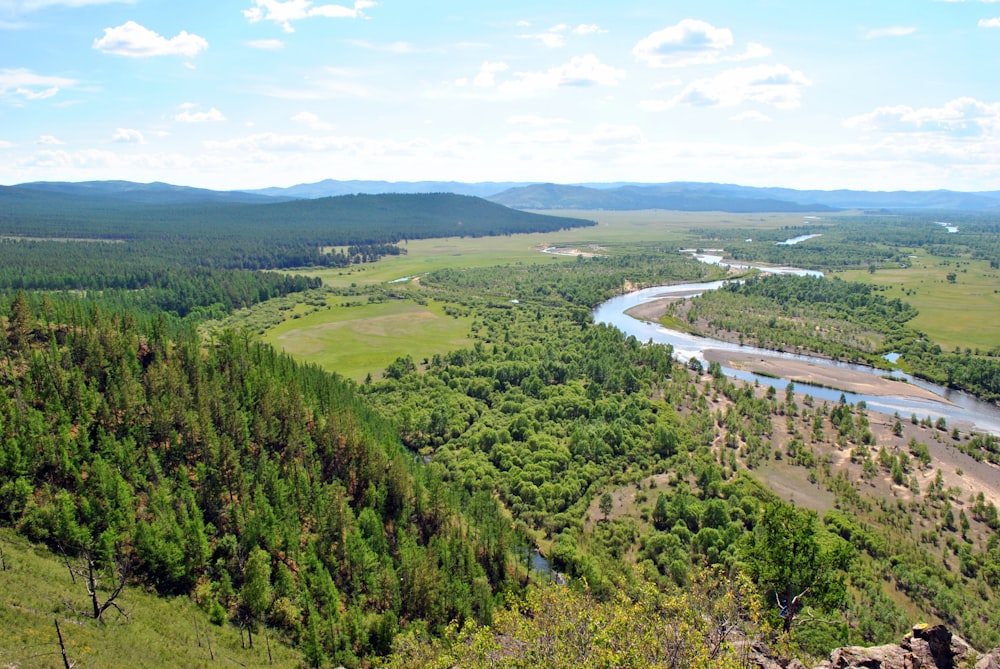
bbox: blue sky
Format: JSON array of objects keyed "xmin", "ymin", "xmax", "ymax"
[{"xmin": 2, "ymin": 0, "xmax": 999, "ymax": 191}]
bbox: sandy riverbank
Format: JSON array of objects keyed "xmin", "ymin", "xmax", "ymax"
[
  {"xmin": 624, "ymin": 296, "xmax": 949, "ymax": 403},
  {"xmin": 703, "ymin": 349, "xmax": 951, "ymax": 403}
]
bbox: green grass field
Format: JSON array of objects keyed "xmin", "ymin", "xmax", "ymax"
[
  {"xmin": 262, "ymin": 297, "xmax": 474, "ymax": 381},
  {"xmin": 839, "ymin": 250, "xmax": 1000, "ymax": 353},
  {"xmin": 0, "ymin": 530, "xmax": 301, "ymax": 669}
]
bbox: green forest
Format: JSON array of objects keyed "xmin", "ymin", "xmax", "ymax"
[{"xmin": 2, "ymin": 192, "xmax": 1000, "ymax": 668}]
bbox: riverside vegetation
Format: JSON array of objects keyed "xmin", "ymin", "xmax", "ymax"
[{"xmin": 1, "ymin": 193, "xmax": 999, "ymax": 667}]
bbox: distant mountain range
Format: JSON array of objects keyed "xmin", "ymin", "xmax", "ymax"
[
  {"xmin": 244, "ymin": 179, "xmax": 532, "ymax": 200},
  {"xmin": 10, "ymin": 179, "xmax": 1000, "ymax": 212},
  {"xmin": 12, "ymin": 180, "xmax": 285, "ymax": 205}
]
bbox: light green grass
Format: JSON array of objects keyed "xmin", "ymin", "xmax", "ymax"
[
  {"xmin": 839, "ymin": 251, "xmax": 1000, "ymax": 352},
  {"xmin": 0, "ymin": 530, "xmax": 301, "ymax": 669},
  {"xmin": 262, "ymin": 297, "xmax": 474, "ymax": 381}
]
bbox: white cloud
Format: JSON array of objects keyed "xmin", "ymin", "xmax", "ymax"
[
  {"xmin": 243, "ymin": 0, "xmax": 375, "ymax": 33},
  {"xmin": 175, "ymin": 105, "xmax": 226, "ymax": 123},
  {"xmin": 0, "ymin": 139, "xmax": 13, "ymax": 149},
  {"xmin": 519, "ymin": 23, "xmax": 607, "ymax": 48},
  {"xmin": 291, "ymin": 111, "xmax": 332, "ymax": 129},
  {"xmin": 246, "ymin": 39, "xmax": 285, "ymax": 50},
  {"xmin": 500, "ymin": 123, "xmax": 641, "ymax": 149},
  {"xmin": 499, "ymin": 54, "xmax": 625, "ymax": 93},
  {"xmin": 0, "ymin": 0, "xmax": 133, "ymax": 11},
  {"xmin": 864, "ymin": 26, "xmax": 918, "ymax": 38},
  {"xmin": 979, "ymin": 17, "xmax": 1000, "ymax": 27},
  {"xmin": 0, "ymin": 68, "xmax": 76, "ymax": 100},
  {"xmin": 507, "ymin": 114, "xmax": 570, "ymax": 126},
  {"xmin": 93, "ymin": 21, "xmax": 208, "ymax": 58},
  {"xmin": 844, "ymin": 97, "xmax": 1000, "ymax": 136},
  {"xmin": 520, "ymin": 30, "xmax": 566, "ymax": 48},
  {"xmin": 37, "ymin": 134, "xmax": 64, "ymax": 145},
  {"xmin": 651, "ymin": 64, "xmax": 811, "ymax": 110},
  {"xmin": 634, "ymin": 19, "xmax": 752, "ymax": 67},
  {"xmin": 348, "ymin": 39, "xmax": 417, "ymax": 53},
  {"xmin": 730, "ymin": 110, "xmax": 773, "ymax": 122},
  {"xmin": 112, "ymin": 127, "xmax": 145, "ymax": 143},
  {"xmin": 473, "ymin": 61, "xmax": 508, "ymax": 87},
  {"xmin": 255, "ymin": 68, "xmax": 379, "ymax": 100}
]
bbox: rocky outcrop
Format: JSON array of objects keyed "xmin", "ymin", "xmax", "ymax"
[{"xmin": 812, "ymin": 624, "xmax": 986, "ymax": 669}]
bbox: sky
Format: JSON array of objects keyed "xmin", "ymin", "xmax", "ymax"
[{"xmin": 1, "ymin": 0, "xmax": 1000, "ymax": 192}]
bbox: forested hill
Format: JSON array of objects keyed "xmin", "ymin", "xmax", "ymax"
[
  {"xmin": 0, "ymin": 189, "xmax": 594, "ymax": 318},
  {"xmin": 0, "ymin": 187, "xmax": 594, "ymax": 243},
  {"xmin": 0, "ymin": 306, "xmax": 521, "ymax": 667}
]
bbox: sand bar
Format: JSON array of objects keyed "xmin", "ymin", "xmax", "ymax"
[{"xmin": 704, "ymin": 349, "xmax": 951, "ymax": 404}]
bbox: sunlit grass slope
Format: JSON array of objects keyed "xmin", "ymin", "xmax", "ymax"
[{"xmin": 0, "ymin": 530, "xmax": 301, "ymax": 669}]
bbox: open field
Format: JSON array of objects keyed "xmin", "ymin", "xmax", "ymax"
[
  {"xmin": 262, "ymin": 297, "xmax": 473, "ymax": 381},
  {"xmin": 838, "ymin": 250, "xmax": 1000, "ymax": 353}
]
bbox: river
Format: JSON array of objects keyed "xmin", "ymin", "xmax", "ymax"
[{"xmin": 593, "ymin": 281, "xmax": 1000, "ymax": 436}]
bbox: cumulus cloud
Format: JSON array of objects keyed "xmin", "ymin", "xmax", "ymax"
[
  {"xmin": 507, "ymin": 114, "xmax": 570, "ymax": 126},
  {"xmin": 647, "ymin": 64, "xmax": 811, "ymax": 110},
  {"xmin": 474, "ymin": 61, "xmax": 508, "ymax": 87},
  {"xmin": 499, "ymin": 54, "xmax": 625, "ymax": 93},
  {"xmin": 93, "ymin": 21, "xmax": 208, "ymax": 58},
  {"xmin": 246, "ymin": 39, "xmax": 285, "ymax": 50},
  {"xmin": 979, "ymin": 17, "xmax": 1000, "ymax": 27},
  {"xmin": 291, "ymin": 111, "xmax": 332, "ymax": 129},
  {"xmin": 348, "ymin": 39, "xmax": 417, "ymax": 53},
  {"xmin": 633, "ymin": 19, "xmax": 769, "ymax": 68},
  {"xmin": 844, "ymin": 97, "xmax": 1000, "ymax": 136},
  {"xmin": 730, "ymin": 110, "xmax": 773, "ymax": 122},
  {"xmin": 0, "ymin": 68, "xmax": 76, "ymax": 100},
  {"xmin": 864, "ymin": 26, "xmax": 917, "ymax": 38},
  {"xmin": 519, "ymin": 23, "xmax": 607, "ymax": 48},
  {"xmin": 37, "ymin": 134, "xmax": 64, "ymax": 145},
  {"xmin": 520, "ymin": 30, "xmax": 566, "ymax": 49},
  {"xmin": 112, "ymin": 127, "xmax": 145, "ymax": 143},
  {"xmin": 243, "ymin": 0, "xmax": 375, "ymax": 33},
  {"xmin": 175, "ymin": 104, "xmax": 226, "ymax": 123}
]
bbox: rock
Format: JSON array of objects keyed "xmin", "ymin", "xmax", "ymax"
[
  {"xmin": 976, "ymin": 647, "xmax": 1000, "ymax": 669},
  {"xmin": 811, "ymin": 623, "xmax": 984, "ymax": 669},
  {"xmin": 825, "ymin": 644, "xmax": 912, "ymax": 668}
]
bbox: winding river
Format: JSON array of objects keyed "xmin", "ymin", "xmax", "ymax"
[{"xmin": 593, "ymin": 279, "xmax": 1000, "ymax": 437}]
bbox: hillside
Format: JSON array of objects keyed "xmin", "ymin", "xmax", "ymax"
[
  {"xmin": 489, "ymin": 183, "xmax": 837, "ymax": 212},
  {"xmin": 0, "ymin": 188, "xmax": 594, "ymax": 243},
  {"xmin": 0, "ymin": 311, "xmax": 522, "ymax": 667}
]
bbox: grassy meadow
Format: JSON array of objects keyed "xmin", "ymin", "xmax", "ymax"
[
  {"xmin": 839, "ymin": 250, "xmax": 1000, "ymax": 353},
  {"xmin": 0, "ymin": 530, "xmax": 301, "ymax": 669},
  {"xmin": 262, "ymin": 297, "xmax": 474, "ymax": 382}
]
